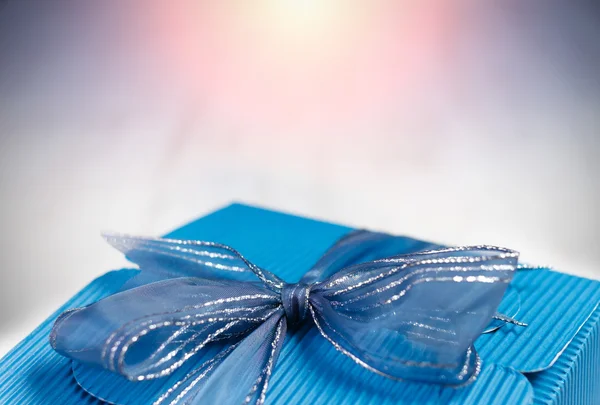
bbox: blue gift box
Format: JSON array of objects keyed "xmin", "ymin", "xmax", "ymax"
[{"xmin": 1, "ymin": 203, "xmax": 599, "ymax": 404}]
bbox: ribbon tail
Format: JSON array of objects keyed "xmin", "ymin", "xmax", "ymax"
[
  {"xmin": 168, "ymin": 311, "xmax": 287, "ymax": 405},
  {"xmin": 151, "ymin": 342, "xmax": 240, "ymax": 405}
]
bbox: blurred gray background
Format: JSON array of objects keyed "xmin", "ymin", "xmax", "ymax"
[{"xmin": 1, "ymin": 1, "xmax": 599, "ymax": 356}]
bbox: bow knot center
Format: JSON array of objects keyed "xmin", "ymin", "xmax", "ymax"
[{"xmin": 281, "ymin": 283, "xmax": 311, "ymax": 325}]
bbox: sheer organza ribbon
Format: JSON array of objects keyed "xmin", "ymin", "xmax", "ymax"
[{"xmin": 50, "ymin": 230, "xmax": 523, "ymax": 405}]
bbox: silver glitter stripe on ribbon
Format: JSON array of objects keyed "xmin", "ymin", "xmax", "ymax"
[
  {"xmin": 327, "ymin": 265, "xmax": 515, "ymax": 305},
  {"xmin": 322, "ymin": 250, "xmax": 517, "ymax": 295},
  {"xmin": 104, "ymin": 233, "xmax": 285, "ymax": 290}
]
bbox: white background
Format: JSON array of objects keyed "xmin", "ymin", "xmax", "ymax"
[{"xmin": 1, "ymin": 1, "xmax": 599, "ymax": 357}]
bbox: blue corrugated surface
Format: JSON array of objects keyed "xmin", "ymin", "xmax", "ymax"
[
  {"xmin": 528, "ymin": 305, "xmax": 600, "ymax": 405},
  {"xmin": 476, "ymin": 269, "xmax": 600, "ymax": 373},
  {"xmin": 0, "ymin": 270, "xmax": 136, "ymax": 405},
  {"xmin": 0, "ymin": 203, "xmax": 596, "ymax": 404}
]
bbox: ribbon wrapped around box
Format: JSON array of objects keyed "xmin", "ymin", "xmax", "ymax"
[{"xmin": 1, "ymin": 203, "xmax": 599, "ymax": 404}]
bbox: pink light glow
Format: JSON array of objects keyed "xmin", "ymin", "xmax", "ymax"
[{"xmin": 148, "ymin": 2, "xmax": 457, "ymax": 130}]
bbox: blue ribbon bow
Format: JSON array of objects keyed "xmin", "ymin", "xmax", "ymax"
[{"xmin": 50, "ymin": 230, "xmax": 521, "ymax": 405}]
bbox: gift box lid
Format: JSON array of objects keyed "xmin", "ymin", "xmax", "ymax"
[{"xmin": 1, "ymin": 203, "xmax": 598, "ymax": 404}]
